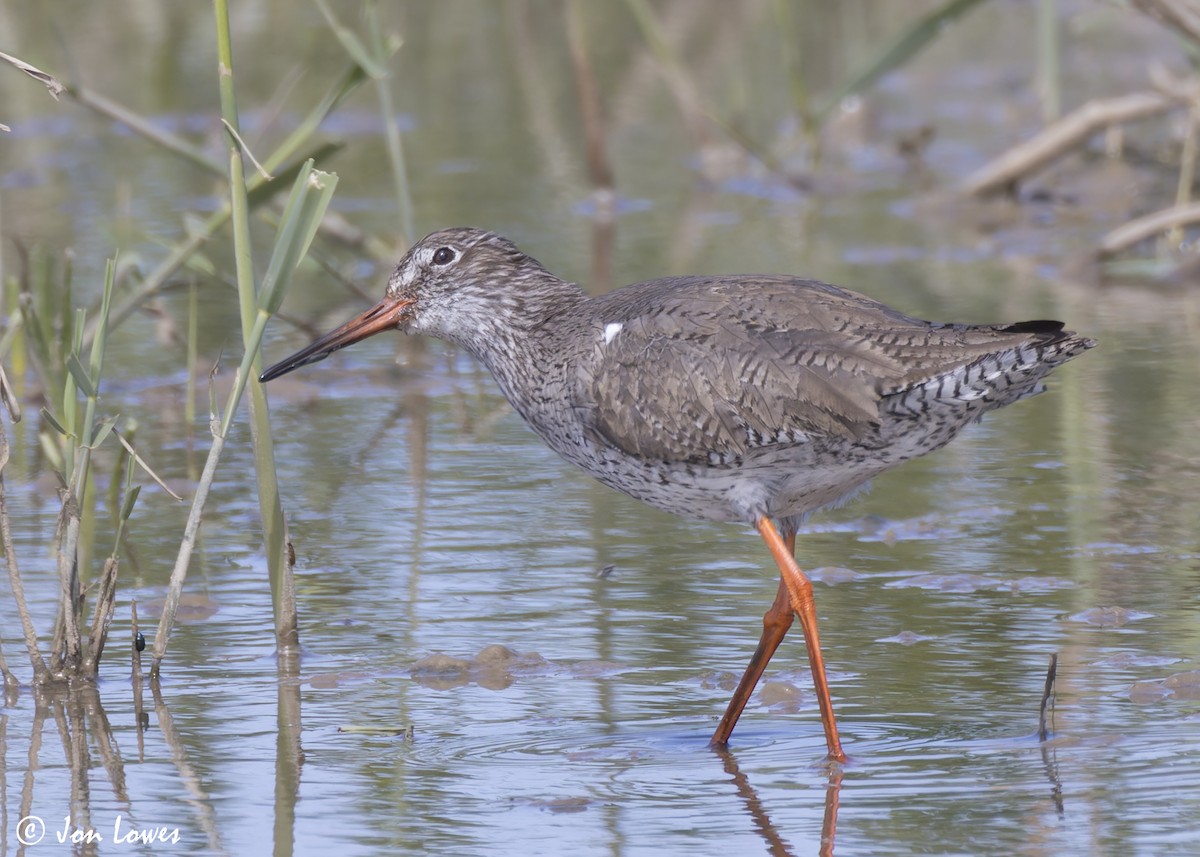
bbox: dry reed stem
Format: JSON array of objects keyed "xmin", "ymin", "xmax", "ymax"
[
  {"xmin": 0, "ymin": 414, "xmax": 48, "ymax": 682},
  {"xmin": 131, "ymin": 601, "xmax": 142, "ymax": 683},
  {"xmin": 52, "ymin": 485, "xmax": 83, "ymax": 675},
  {"xmin": 131, "ymin": 601, "xmax": 146, "ymax": 759},
  {"xmin": 149, "ymin": 430, "xmax": 226, "ymax": 679},
  {"xmin": 83, "ymin": 556, "xmax": 119, "ymax": 675},
  {"xmin": 1038, "ymin": 653, "xmax": 1058, "ymax": 742}
]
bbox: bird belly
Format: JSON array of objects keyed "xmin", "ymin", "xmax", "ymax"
[{"xmin": 564, "ymin": 441, "xmax": 884, "ymax": 526}]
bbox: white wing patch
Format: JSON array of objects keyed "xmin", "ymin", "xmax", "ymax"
[{"xmin": 603, "ymin": 322, "xmax": 624, "ymax": 344}]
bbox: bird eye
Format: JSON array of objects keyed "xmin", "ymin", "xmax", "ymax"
[{"xmin": 432, "ymin": 247, "xmax": 456, "ymax": 265}]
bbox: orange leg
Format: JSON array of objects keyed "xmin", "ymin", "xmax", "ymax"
[
  {"xmin": 710, "ymin": 520, "xmax": 846, "ymax": 762},
  {"xmin": 710, "ymin": 576, "xmax": 793, "ymax": 747}
]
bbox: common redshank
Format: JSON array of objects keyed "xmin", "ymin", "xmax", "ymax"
[{"xmin": 261, "ymin": 227, "xmax": 1095, "ymax": 762}]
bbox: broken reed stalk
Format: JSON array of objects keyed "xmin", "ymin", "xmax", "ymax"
[{"xmin": 1038, "ymin": 652, "xmax": 1058, "ymax": 742}]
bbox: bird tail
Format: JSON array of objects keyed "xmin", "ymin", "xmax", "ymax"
[{"xmin": 885, "ymin": 322, "xmax": 1096, "ymax": 417}]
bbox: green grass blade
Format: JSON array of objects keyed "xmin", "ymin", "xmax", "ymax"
[
  {"xmin": 90, "ymin": 415, "xmax": 118, "ymax": 449},
  {"xmin": 40, "ymin": 407, "xmax": 71, "ymax": 437},
  {"xmin": 65, "ymin": 353, "xmax": 96, "ymax": 400},
  {"xmin": 87, "ymin": 258, "xmax": 116, "ymax": 383},
  {"xmin": 258, "ymin": 164, "xmax": 339, "ymax": 316},
  {"xmin": 246, "ymin": 142, "xmax": 343, "ymax": 209},
  {"xmin": 120, "ymin": 484, "xmax": 142, "ymax": 524},
  {"xmin": 111, "ymin": 429, "xmax": 183, "ymax": 501}
]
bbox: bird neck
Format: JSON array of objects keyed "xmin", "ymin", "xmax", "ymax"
[{"xmin": 460, "ymin": 275, "xmax": 585, "ymax": 421}]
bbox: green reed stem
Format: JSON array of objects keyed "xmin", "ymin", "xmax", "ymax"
[
  {"xmin": 216, "ymin": 0, "xmax": 294, "ymax": 651},
  {"xmin": 151, "ymin": 0, "xmax": 299, "ymax": 675}
]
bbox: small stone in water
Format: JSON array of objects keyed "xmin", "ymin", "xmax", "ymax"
[
  {"xmin": 889, "ymin": 573, "xmax": 1006, "ymax": 593},
  {"xmin": 1163, "ymin": 670, "xmax": 1200, "ymax": 700},
  {"xmin": 474, "ymin": 644, "xmax": 520, "ymax": 667},
  {"xmin": 1068, "ymin": 606, "xmax": 1153, "ymax": 627},
  {"xmin": 877, "ymin": 630, "xmax": 931, "ymax": 645},
  {"xmin": 809, "ymin": 566, "xmax": 861, "ymax": 585},
  {"xmin": 1128, "ymin": 681, "xmax": 1172, "ymax": 704},
  {"xmin": 699, "ymin": 670, "xmax": 739, "ymax": 692},
  {"xmin": 1162, "ymin": 670, "xmax": 1200, "ymax": 688},
  {"xmin": 1093, "ymin": 652, "xmax": 1181, "ymax": 668},
  {"xmin": 410, "ymin": 652, "xmax": 470, "ymax": 672},
  {"xmin": 759, "ymin": 681, "xmax": 804, "ymax": 712}
]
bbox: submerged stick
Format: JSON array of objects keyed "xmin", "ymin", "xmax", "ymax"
[
  {"xmin": 959, "ymin": 91, "xmax": 1176, "ymax": 196},
  {"xmin": 1038, "ymin": 652, "xmax": 1058, "ymax": 742},
  {"xmin": 1097, "ymin": 201, "xmax": 1200, "ymax": 257}
]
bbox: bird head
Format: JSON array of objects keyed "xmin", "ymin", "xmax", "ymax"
[{"xmin": 259, "ymin": 227, "xmax": 551, "ymax": 382}]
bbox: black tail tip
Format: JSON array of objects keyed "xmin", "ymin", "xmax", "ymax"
[{"xmin": 1003, "ymin": 320, "xmax": 1066, "ymax": 336}]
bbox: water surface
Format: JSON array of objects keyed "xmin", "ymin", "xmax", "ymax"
[{"xmin": 1, "ymin": 3, "xmax": 1198, "ymax": 855}]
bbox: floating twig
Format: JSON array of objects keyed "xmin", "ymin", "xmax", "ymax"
[{"xmin": 339, "ymin": 723, "xmax": 415, "ymax": 740}]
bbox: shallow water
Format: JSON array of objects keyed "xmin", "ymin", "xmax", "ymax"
[{"xmin": 3, "ymin": 2, "xmax": 1200, "ymax": 856}]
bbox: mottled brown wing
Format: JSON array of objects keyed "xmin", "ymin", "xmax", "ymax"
[{"xmin": 571, "ymin": 276, "xmax": 929, "ymax": 464}]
